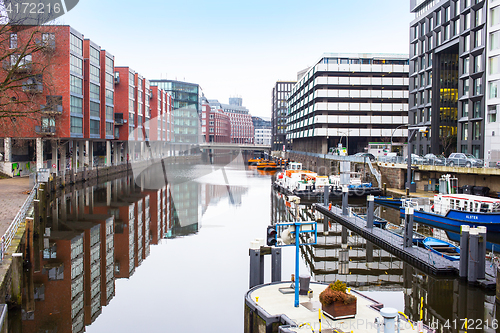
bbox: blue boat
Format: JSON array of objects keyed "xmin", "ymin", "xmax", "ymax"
[
  {"xmin": 374, "ymin": 196, "xmax": 403, "ymax": 209},
  {"xmin": 398, "ymin": 193, "xmax": 500, "ymax": 233},
  {"xmin": 419, "ymin": 237, "xmax": 460, "ymax": 261}
]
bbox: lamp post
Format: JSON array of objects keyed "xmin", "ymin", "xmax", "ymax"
[
  {"xmin": 339, "ymin": 130, "xmax": 350, "ymax": 156},
  {"xmin": 406, "ymin": 126, "xmax": 428, "ymax": 193},
  {"xmin": 390, "ymin": 124, "xmax": 409, "ymax": 153}
]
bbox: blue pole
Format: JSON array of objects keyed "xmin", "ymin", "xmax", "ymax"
[{"xmin": 295, "ymin": 222, "xmax": 300, "ymax": 307}]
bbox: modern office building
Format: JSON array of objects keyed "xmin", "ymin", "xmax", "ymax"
[
  {"xmin": 150, "ymin": 80, "xmax": 202, "ymax": 144},
  {"xmin": 272, "ymin": 81, "xmax": 295, "ymax": 151},
  {"xmin": 208, "ymin": 99, "xmax": 254, "ymax": 144},
  {"xmin": 409, "ymin": 0, "xmax": 488, "ymax": 158},
  {"xmin": 252, "ymin": 116, "xmax": 272, "ymax": 145},
  {"xmin": 287, "ymin": 54, "xmax": 409, "ymax": 155}
]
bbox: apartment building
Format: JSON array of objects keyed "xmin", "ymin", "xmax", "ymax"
[
  {"xmin": 287, "ymin": 53, "xmax": 409, "ymax": 155},
  {"xmin": 272, "ymin": 81, "xmax": 295, "ymax": 151},
  {"xmin": 0, "ymin": 25, "xmax": 173, "ymax": 177},
  {"xmin": 208, "ymin": 98, "xmax": 254, "ymax": 144},
  {"xmin": 201, "ymin": 101, "xmax": 231, "ymax": 143}
]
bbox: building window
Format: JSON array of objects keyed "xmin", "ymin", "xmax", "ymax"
[
  {"xmin": 463, "ymin": 101, "xmax": 469, "ymax": 117},
  {"xmin": 90, "ymin": 46, "xmax": 100, "ymax": 64},
  {"xmin": 90, "ymin": 101, "xmax": 100, "ymax": 118},
  {"xmin": 105, "ymin": 56, "xmax": 114, "ymax": 73},
  {"xmin": 473, "ymin": 121, "xmax": 481, "ymax": 140},
  {"xmin": 436, "ymin": 9, "xmax": 441, "ymax": 26},
  {"xmin": 106, "ymin": 106, "xmax": 113, "ymax": 121},
  {"xmin": 464, "ymin": 12, "xmax": 471, "ymax": 30},
  {"xmin": 90, "ymin": 83, "xmax": 99, "ymax": 100},
  {"xmin": 90, "ymin": 65, "xmax": 100, "ymax": 83},
  {"xmin": 463, "ymin": 57, "xmax": 469, "ymax": 74},
  {"xmin": 70, "ymin": 55, "xmax": 82, "ymax": 75},
  {"xmin": 462, "ymin": 123, "xmax": 468, "ymax": 140},
  {"xmin": 9, "ymin": 33, "xmax": 17, "ymax": 49},
  {"xmin": 90, "ymin": 119, "xmax": 99, "ymax": 135},
  {"xmin": 475, "ymin": 9, "xmax": 483, "ymax": 27},
  {"xmin": 463, "ymin": 79, "xmax": 469, "ymax": 96},
  {"xmin": 71, "ymin": 116, "xmax": 83, "ymax": 134},
  {"xmin": 489, "ymin": 80, "xmax": 500, "ymax": 99},
  {"xmin": 473, "ymin": 101, "xmax": 481, "ymax": 118},
  {"xmin": 473, "ymin": 54, "xmax": 481, "ymax": 72},
  {"xmin": 70, "ymin": 75, "xmax": 82, "ymax": 95},
  {"xmin": 105, "ymin": 90, "xmax": 113, "ymax": 105},
  {"xmin": 473, "ymin": 78, "xmax": 482, "ymax": 95},
  {"xmin": 106, "ymin": 122, "xmax": 113, "ymax": 136},
  {"xmin": 70, "ymin": 96, "xmax": 82, "ymax": 115},
  {"xmin": 454, "ymin": 19, "xmax": 460, "ymax": 36},
  {"xmin": 491, "ymin": 6, "xmax": 500, "ymax": 26},
  {"xmin": 70, "ymin": 34, "xmax": 83, "ymax": 56},
  {"xmin": 489, "ymin": 55, "xmax": 500, "ymax": 75},
  {"xmin": 464, "ymin": 34, "xmax": 470, "ymax": 52}
]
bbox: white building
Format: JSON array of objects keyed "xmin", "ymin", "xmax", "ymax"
[
  {"xmin": 255, "ymin": 128, "xmax": 272, "ymax": 145},
  {"xmin": 486, "ymin": 0, "xmax": 500, "ymax": 166},
  {"xmin": 286, "ymin": 53, "xmax": 409, "ymax": 155}
]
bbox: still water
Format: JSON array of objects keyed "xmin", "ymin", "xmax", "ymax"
[{"xmin": 10, "ymin": 153, "xmax": 500, "ymax": 333}]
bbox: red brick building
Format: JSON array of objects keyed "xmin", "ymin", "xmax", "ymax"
[
  {"xmin": 0, "ymin": 25, "xmax": 173, "ymax": 177},
  {"xmin": 201, "ymin": 101, "xmax": 230, "ymax": 143}
]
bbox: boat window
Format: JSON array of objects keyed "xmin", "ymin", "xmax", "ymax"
[{"xmin": 480, "ymin": 203, "xmax": 488, "ymax": 213}]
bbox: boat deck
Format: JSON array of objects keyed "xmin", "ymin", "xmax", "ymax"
[{"xmin": 314, "ymin": 204, "xmax": 497, "ymax": 287}]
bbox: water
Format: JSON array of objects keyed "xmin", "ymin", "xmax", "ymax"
[{"xmin": 11, "ymin": 155, "xmax": 500, "ymax": 333}]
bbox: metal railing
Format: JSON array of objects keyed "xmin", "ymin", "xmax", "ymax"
[{"xmin": 0, "ymin": 183, "xmax": 39, "ymax": 261}]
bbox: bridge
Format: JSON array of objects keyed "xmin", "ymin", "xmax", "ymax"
[{"xmin": 198, "ymin": 142, "xmax": 271, "ymax": 151}]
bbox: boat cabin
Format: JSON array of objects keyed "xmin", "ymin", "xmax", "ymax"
[
  {"xmin": 287, "ymin": 162, "xmax": 302, "ymax": 170},
  {"xmin": 434, "ymin": 194, "xmax": 500, "ymax": 215}
]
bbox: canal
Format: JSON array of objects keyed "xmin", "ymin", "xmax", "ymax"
[{"xmin": 9, "ymin": 153, "xmax": 500, "ymax": 333}]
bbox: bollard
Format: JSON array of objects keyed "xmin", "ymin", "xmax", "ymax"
[
  {"xmin": 459, "ymin": 225, "xmax": 470, "ymax": 279},
  {"xmin": 342, "ymin": 186, "xmax": 349, "ymax": 216},
  {"xmin": 366, "ymin": 195, "xmax": 374, "ymax": 228},
  {"xmin": 383, "ymin": 183, "xmax": 387, "ymax": 196},
  {"xmin": 404, "ymin": 207, "xmax": 414, "ymax": 248},
  {"xmin": 380, "ymin": 308, "xmax": 398, "ymax": 333},
  {"xmin": 323, "ymin": 185, "xmax": 329, "ymax": 206},
  {"xmin": 477, "ymin": 226, "xmax": 487, "ymax": 280},
  {"xmin": 271, "ymin": 247, "xmax": 282, "ymax": 282},
  {"xmin": 299, "ymin": 274, "xmax": 311, "ymax": 295},
  {"xmin": 468, "ymin": 228, "xmax": 479, "ymax": 284}
]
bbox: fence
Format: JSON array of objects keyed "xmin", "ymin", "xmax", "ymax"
[{"xmin": 0, "ymin": 182, "xmax": 39, "ymax": 261}]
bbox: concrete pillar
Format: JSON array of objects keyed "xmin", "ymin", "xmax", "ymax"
[
  {"xmin": 459, "ymin": 225, "xmax": 470, "ymax": 279},
  {"xmin": 323, "ymin": 184, "xmax": 329, "ymax": 206},
  {"xmin": 60, "ymin": 144, "xmax": 66, "ymax": 186},
  {"xmin": 249, "ymin": 248, "xmax": 261, "ymax": 288},
  {"xmin": 79, "ymin": 141, "xmax": 84, "ymax": 172},
  {"xmin": 141, "ymin": 142, "xmax": 145, "ymax": 160},
  {"xmin": 106, "ymin": 141, "xmax": 111, "ymax": 167},
  {"xmin": 84, "ymin": 140, "xmax": 90, "ymax": 167},
  {"xmin": 11, "ymin": 253, "xmax": 23, "ymax": 305},
  {"xmin": 366, "ymin": 240, "xmax": 374, "ymax": 262},
  {"xmin": 468, "ymin": 228, "xmax": 479, "ymax": 283},
  {"xmin": 88, "ymin": 141, "xmax": 94, "ymax": 169},
  {"xmin": 51, "ymin": 143, "xmax": 58, "ymax": 176},
  {"xmin": 380, "ymin": 308, "xmax": 398, "ymax": 333},
  {"xmin": 4, "ymin": 137, "xmax": 11, "ymax": 162},
  {"xmin": 477, "ymin": 226, "xmax": 487, "ymax": 280},
  {"xmin": 366, "ymin": 195, "xmax": 374, "ymax": 228},
  {"xmin": 271, "ymin": 247, "xmax": 282, "ymax": 282},
  {"xmin": 70, "ymin": 141, "xmax": 76, "ymax": 183},
  {"xmin": 60, "ymin": 194, "xmax": 67, "ymax": 221},
  {"xmin": 342, "ymin": 185, "xmax": 348, "ymax": 216},
  {"xmin": 78, "ymin": 189, "xmax": 85, "ymax": 215},
  {"xmin": 341, "ymin": 226, "xmax": 348, "ymax": 244},
  {"xmin": 106, "ymin": 181, "xmax": 111, "ymax": 206},
  {"xmin": 36, "ymin": 138, "xmax": 43, "ymax": 171},
  {"xmin": 404, "ymin": 207, "xmax": 414, "ymax": 248}
]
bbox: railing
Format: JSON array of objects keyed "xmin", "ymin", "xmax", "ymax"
[{"xmin": 0, "ymin": 183, "xmax": 39, "ymax": 261}]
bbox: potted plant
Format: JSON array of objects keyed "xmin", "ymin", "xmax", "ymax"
[{"xmin": 319, "ymin": 280, "xmax": 357, "ymax": 319}]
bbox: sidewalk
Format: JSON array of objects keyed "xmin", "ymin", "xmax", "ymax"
[{"xmin": 0, "ymin": 177, "xmax": 31, "ymax": 236}]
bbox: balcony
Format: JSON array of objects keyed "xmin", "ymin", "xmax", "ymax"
[
  {"xmin": 35, "ymin": 38, "xmax": 56, "ymax": 53},
  {"xmin": 35, "ymin": 126, "xmax": 56, "ymax": 135},
  {"xmin": 114, "ymin": 113, "xmax": 126, "ymax": 125},
  {"xmin": 22, "ymin": 80, "xmax": 43, "ymax": 94},
  {"xmin": 3, "ymin": 60, "xmax": 32, "ymax": 73},
  {"xmin": 41, "ymin": 104, "xmax": 63, "ymax": 114}
]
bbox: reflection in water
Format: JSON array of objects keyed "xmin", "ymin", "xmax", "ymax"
[
  {"xmin": 19, "ymin": 165, "xmax": 248, "ymax": 333},
  {"xmin": 271, "ymin": 188, "xmax": 500, "ymax": 333}
]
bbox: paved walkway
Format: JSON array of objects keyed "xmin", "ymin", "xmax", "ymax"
[
  {"xmin": 386, "ymin": 188, "xmax": 436, "ymax": 200},
  {"xmin": 0, "ymin": 177, "xmax": 31, "ymax": 236}
]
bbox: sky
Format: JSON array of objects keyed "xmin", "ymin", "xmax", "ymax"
[{"xmin": 57, "ymin": 0, "xmax": 414, "ymax": 118}]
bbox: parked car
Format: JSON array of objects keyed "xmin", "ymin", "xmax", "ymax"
[
  {"xmin": 379, "ymin": 152, "xmax": 399, "ymax": 163},
  {"xmin": 404, "ymin": 154, "xmax": 426, "ymax": 165},
  {"xmin": 423, "ymin": 153, "xmax": 446, "ymax": 166},
  {"xmin": 447, "ymin": 153, "xmax": 483, "ymax": 168},
  {"xmin": 353, "ymin": 152, "xmax": 376, "ymax": 161},
  {"xmin": 496, "ymin": 161, "xmax": 500, "ymax": 168}
]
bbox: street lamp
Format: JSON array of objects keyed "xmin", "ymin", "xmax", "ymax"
[
  {"xmin": 406, "ymin": 126, "xmax": 428, "ymax": 193},
  {"xmin": 390, "ymin": 124, "xmax": 409, "ymax": 152},
  {"xmin": 339, "ymin": 130, "xmax": 350, "ymax": 156}
]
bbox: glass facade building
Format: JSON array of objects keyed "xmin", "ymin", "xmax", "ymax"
[
  {"xmin": 272, "ymin": 81, "xmax": 295, "ymax": 151},
  {"xmin": 150, "ymin": 80, "xmax": 201, "ymax": 144}
]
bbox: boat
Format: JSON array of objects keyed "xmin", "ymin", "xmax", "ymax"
[
  {"xmin": 256, "ymin": 161, "xmax": 279, "ymax": 170},
  {"xmin": 248, "ymin": 157, "xmax": 264, "ymax": 165},
  {"xmin": 382, "ymin": 221, "xmax": 426, "ymax": 242},
  {"xmin": 374, "ymin": 196, "xmax": 403, "ymax": 209},
  {"xmin": 274, "ymin": 162, "xmax": 381, "ymax": 199},
  {"xmin": 419, "ymin": 237, "xmax": 460, "ymax": 261}
]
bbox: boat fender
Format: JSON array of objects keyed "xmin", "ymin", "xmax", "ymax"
[{"xmin": 431, "ymin": 204, "xmax": 434, "ymax": 212}]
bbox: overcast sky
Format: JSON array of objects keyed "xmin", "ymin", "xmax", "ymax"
[{"xmin": 59, "ymin": 0, "xmax": 414, "ymax": 118}]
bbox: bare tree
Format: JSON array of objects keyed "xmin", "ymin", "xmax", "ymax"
[{"xmin": 439, "ymin": 125, "xmax": 457, "ymax": 156}]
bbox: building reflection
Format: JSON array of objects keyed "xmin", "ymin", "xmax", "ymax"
[{"xmin": 20, "ymin": 171, "xmax": 245, "ymax": 333}]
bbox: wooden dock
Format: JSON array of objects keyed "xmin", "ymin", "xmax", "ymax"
[{"xmin": 314, "ymin": 204, "xmax": 496, "ymax": 288}]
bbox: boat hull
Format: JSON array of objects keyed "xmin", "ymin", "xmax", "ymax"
[
  {"xmin": 420, "ymin": 237, "xmax": 460, "ymax": 261},
  {"xmin": 399, "ymin": 208, "xmax": 500, "ymax": 233},
  {"xmin": 273, "ymin": 182, "xmax": 381, "ymax": 199},
  {"xmin": 374, "ymin": 197, "xmax": 403, "ymax": 209}
]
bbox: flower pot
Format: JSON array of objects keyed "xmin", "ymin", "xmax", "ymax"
[{"xmin": 322, "ymin": 299, "xmax": 357, "ymax": 319}]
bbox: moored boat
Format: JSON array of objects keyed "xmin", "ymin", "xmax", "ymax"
[
  {"xmin": 256, "ymin": 161, "xmax": 279, "ymax": 170},
  {"xmin": 374, "ymin": 196, "xmax": 403, "ymax": 209},
  {"xmin": 418, "ymin": 237, "xmax": 460, "ymax": 261}
]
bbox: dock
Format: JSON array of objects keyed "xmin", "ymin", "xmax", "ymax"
[
  {"xmin": 244, "ymin": 281, "xmax": 430, "ymax": 333},
  {"xmin": 314, "ymin": 204, "xmax": 497, "ymax": 287}
]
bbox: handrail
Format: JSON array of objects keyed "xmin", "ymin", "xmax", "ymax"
[{"xmin": 0, "ymin": 182, "xmax": 39, "ymax": 261}]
